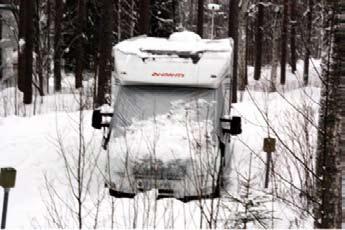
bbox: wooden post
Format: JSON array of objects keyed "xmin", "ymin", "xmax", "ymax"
[{"xmin": 263, "ymin": 138, "xmax": 276, "ymax": 188}]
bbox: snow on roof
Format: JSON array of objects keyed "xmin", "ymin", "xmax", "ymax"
[
  {"xmin": 168, "ymin": 31, "xmax": 202, "ymax": 42},
  {"xmin": 115, "ymin": 31, "xmax": 233, "ymax": 58}
]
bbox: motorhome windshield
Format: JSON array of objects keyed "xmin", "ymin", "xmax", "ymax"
[{"xmin": 111, "ymin": 86, "xmax": 219, "ymax": 137}]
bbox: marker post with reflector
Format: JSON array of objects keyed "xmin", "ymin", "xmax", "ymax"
[
  {"xmin": 263, "ymin": 138, "xmax": 276, "ymax": 189},
  {"xmin": 0, "ymin": 167, "xmax": 16, "ymax": 229}
]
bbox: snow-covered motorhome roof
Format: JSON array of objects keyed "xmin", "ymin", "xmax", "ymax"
[
  {"xmin": 115, "ymin": 31, "xmax": 233, "ymax": 57},
  {"xmin": 113, "ymin": 31, "xmax": 234, "ymax": 89}
]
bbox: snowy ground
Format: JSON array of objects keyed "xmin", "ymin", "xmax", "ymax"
[{"xmin": 0, "ymin": 60, "xmax": 321, "ymax": 228}]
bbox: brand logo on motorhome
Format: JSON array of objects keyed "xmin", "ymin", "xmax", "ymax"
[{"xmin": 152, "ymin": 72, "xmax": 185, "ymax": 78}]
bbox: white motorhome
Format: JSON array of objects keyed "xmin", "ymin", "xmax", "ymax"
[{"xmin": 92, "ymin": 31, "xmax": 241, "ymax": 201}]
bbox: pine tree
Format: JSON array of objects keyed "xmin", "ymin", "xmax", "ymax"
[
  {"xmin": 138, "ymin": 0, "xmax": 150, "ymax": 35},
  {"xmin": 17, "ymin": 0, "xmax": 25, "ymax": 92},
  {"xmin": 228, "ymin": 0, "xmax": 239, "ymax": 103},
  {"xmin": 47, "ymin": 0, "xmax": 52, "ymax": 94},
  {"xmin": 254, "ymin": 2, "xmax": 264, "ymax": 81},
  {"xmin": 150, "ymin": 0, "xmax": 176, "ymax": 37},
  {"xmin": 314, "ymin": 0, "xmax": 344, "ymax": 227},
  {"xmin": 289, "ymin": 0, "xmax": 297, "ymax": 73},
  {"xmin": 270, "ymin": 9, "xmax": 280, "ymax": 92},
  {"xmin": 303, "ymin": 0, "xmax": 313, "ymax": 86},
  {"xmin": 75, "ymin": 0, "xmax": 86, "ymax": 89},
  {"xmin": 34, "ymin": 1, "xmax": 44, "ymax": 96},
  {"xmin": 0, "ymin": 15, "xmax": 2, "ymax": 80},
  {"xmin": 22, "ymin": 0, "xmax": 34, "ymax": 104},
  {"xmin": 280, "ymin": 0, "xmax": 288, "ymax": 85},
  {"xmin": 96, "ymin": 0, "xmax": 113, "ymax": 107},
  {"xmin": 238, "ymin": 0, "xmax": 249, "ymax": 91},
  {"xmin": 197, "ymin": 0, "xmax": 204, "ymax": 37},
  {"xmin": 54, "ymin": 0, "xmax": 63, "ymax": 92}
]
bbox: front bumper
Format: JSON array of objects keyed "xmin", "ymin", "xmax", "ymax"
[
  {"xmin": 106, "ymin": 170, "xmax": 222, "ymax": 201},
  {"xmin": 108, "ymin": 186, "xmax": 221, "ymax": 202},
  {"xmin": 106, "ymin": 153, "xmax": 223, "ymax": 200}
]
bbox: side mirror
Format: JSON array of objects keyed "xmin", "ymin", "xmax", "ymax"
[
  {"xmin": 92, "ymin": 110, "xmax": 102, "ymax": 129},
  {"xmin": 92, "ymin": 109, "xmax": 113, "ymax": 129},
  {"xmin": 220, "ymin": 116, "xmax": 242, "ymax": 136}
]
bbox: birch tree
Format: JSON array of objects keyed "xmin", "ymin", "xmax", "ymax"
[
  {"xmin": 270, "ymin": 7, "xmax": 280, "ymax": 92},
  {"xmin": 238, "ymin": 0, "xmax": 249, "ymax": 91}
]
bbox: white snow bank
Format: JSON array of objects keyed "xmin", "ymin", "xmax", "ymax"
[
  {"xmin": 246, "ymin": 59, "xmax": 322, "ymax": 91},
  {"xmin": 0, "ymin": 87, "xmax": 318, "ymax": 228},
  {"xmin": 0, "ymin": 59, "xmax": 323, "ymax": 228},
  {"xmin": 230, "ymin": 86, "xmax": 320, "ymax": 228},
  {"xmin": 0, "ymin": 111, "xmax": 102, "ymax": 227}
]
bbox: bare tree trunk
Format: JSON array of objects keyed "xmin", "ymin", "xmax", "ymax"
[
  {"xmin": 0, "ymin": 15, "xmax": 2, "ymax": 81},
  {"xmin": 254, "ymin": 2, "xmax": 264, "ymax": 81},
  {"xmin": 75, "ymin": 0, "xmax": 86, "ymax": 89},
  {"xmin": 228, "ymin": 0, "xmax": 239, "ymax": 103},
  {"xmin": 238, "ymin": 0, "xmax": 249, "ymax": 91},
  {"xmin": 197, "ymin": 0, "xmax": 204, "ymax": 37},
  {"xmin": 314, "ymin": 1, "xmax": 343, "ymax": 228},
  {"xmin": 130, "ymin": 0, "xmax": 136, "ymax": 36},
  {"xmin": 270, "ymin": 13, "xmax": 279, "ymax": 92},
  {"xmin": 189, "ymin": 0, "xmax": 195, "ymax": 30},
  {"xmin": 289, "ymin": 0, "xmax": 297, "ymax": 73},
  {"xmin": 113, "ymin": 0, "xmax": 119, "ymax": 40},
  {"xmin": 47, "ymin": 0, "xmax": 51, "ymax": 94},
  {"xmin": 280, "ymin": 0, "xmax": 288, "ymax": 85},
  {"xmin": 77, "ymin": 89, "xmax": 83, "ymax": 228},
  {"xmin": 34, "ymin": 0, "xmax": 44, "ymax": 96},
  {"xmin": 54, "ymin": 0, "xmax": 63, "ymax": 92},
  {"xmin": 117, "ymin": 0, "xmax": 121, "ymax": 41},
  {"xmin": 18, "ymin": 0, "xmax": 25, "ymax": 92},
  {"xmin": 172, "ymin": 0, "xmax": 180, "ymax": 31},
  {"xmin": 23, "ymin": 0, "xmax": 34, "ymax": 104},
  {"xmin": 303, "ymin": 0, "xmax": 313, "ymax": 86},
  {"xmin": 138, "ymin": 0, "xmax": 150, "ymax": 35},
  {"xmin": 96, "ymin": 0, "xmax": 113, "ymax": 107}
]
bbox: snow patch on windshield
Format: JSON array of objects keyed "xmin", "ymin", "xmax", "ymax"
[{"xmin": 109, "ymin": 98, "xmax": 217, "ymax": 164}]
